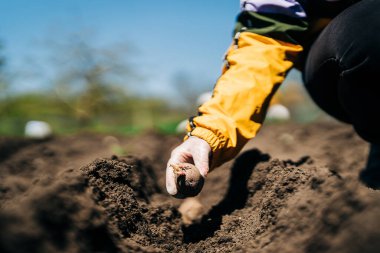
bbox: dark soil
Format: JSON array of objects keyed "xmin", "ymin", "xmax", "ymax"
[{"xmin": 1, "ymin": 121, "xmax": 380, "ymax": 253}]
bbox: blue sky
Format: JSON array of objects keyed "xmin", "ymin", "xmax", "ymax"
[{"xmin": 0, "ymin": 0, "xmax": 241, "ymax": 98}]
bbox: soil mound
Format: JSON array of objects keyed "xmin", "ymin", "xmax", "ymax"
[
  {"xmin": 183, "ymin": 152, "xmax": 380, "ymax": 252},
  {"xmin": 82, "ymin": 157, "xmax": 182, "ymax": 252},
  {"xmin": 0, "ymin": 154, "xmax": 182, "ymax": 253},
  {"xmin": 0, "ymin": 163, "xmax": 117, "ymax": 253}
]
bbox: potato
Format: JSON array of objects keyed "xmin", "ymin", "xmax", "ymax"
[
  {"xmin": 178, "ymin": 197, "xmax": 204, "ymax": 225},
  {"xmin": 170, "ymin": 163, "xmax": 205, "ymax": 198}
]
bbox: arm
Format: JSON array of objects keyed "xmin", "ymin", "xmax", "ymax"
[
  {"xmin": 167, "ymin": 0, "xmax": 309, "ymax": 197},
  {"xmin": 187, "ymin": 1, "xmax": 308, "ymax": 169}
]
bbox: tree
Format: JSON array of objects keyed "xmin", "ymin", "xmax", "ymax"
[
  {"xmin": 172, "ymin": 71, "xmax": 211, "ymax": 113},
  {"xmin": 48, "ymin": 32, "xmax": 136, "ymax": 124}
]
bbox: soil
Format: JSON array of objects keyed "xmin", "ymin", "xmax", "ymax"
[{"xmin": 1, "ymin": 121, "xmax": 380, "ymax": 253}]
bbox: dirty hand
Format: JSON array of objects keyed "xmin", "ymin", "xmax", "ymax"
[{"xmin": 166, "ymin": 136, "xmax": 211, "ymax": 197}]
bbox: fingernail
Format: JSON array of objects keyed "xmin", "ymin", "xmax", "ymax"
[{"xmin": 199, "ymin": 169, "xmax": 208, "ymax": 178}]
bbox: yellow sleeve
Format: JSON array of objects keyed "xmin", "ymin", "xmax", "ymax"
[{"xmin": 185, "ymin": 32, "xmax": 303, "ymax": 169}]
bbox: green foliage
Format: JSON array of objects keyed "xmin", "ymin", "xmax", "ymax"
[
  {"xmin": 0, "ymin": 92, "xmax": 187, "ymax": 136},
  {"xmin": 48, "ymin": 34, "xmax": 136, "ymax": 125}
]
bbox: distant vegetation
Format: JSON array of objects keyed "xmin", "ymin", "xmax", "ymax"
[
  {"xmin": 0, "ymin": 92, "xmax": 189, "ymax": 136},
  {"xmin": 0, "ymin": 37, "xmax": 194, "ymax": 136}
]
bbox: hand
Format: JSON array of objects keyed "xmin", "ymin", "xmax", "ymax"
[{"xmin": 166, "ymin": 136, "xmax": 211, "ymax": 197}]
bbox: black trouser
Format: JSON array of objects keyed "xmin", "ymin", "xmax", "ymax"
[{"xmin": 303, "ymin": 0, "xmax": 380, "ymax": 144}]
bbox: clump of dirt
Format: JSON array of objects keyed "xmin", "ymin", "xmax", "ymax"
[{"xmin": 82, "ymin": 156, "xmax": 183, "ymax": 252}]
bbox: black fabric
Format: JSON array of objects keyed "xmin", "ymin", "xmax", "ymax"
[
  {"xmin": 359, "ymin": 144, "xmax": 380, "ymax": 189},
  {"xmin": 303, "ymin": 0, "xmax": 380, "ymax": 144},
  {"xmin": 299, "ymin": 0, "xmax": 362, "ymax": 18}
]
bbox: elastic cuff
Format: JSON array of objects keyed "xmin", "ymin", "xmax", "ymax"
[{"xmin": 184, "ymin": 127, "xmax": 226, "ymax": 170}]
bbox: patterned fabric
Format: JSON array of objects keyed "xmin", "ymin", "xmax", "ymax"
[
  {"xmin": 235, "ymin": 0, "xmax": 358, "ymax": 44},
  {"xmin": 240, "ymin": 0, "xmax": 356, "ymax": 18},
  {"xmin": 236, "ymin": 0, "xmax": 309, "ymax": 44},
  {"xmin": 240, "ymin": 0, "xmax": 307, "ymax": 18}
]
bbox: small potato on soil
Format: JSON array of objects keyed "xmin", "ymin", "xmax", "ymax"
[
  {"xmin": 170, "ymin": 163, "xmax": 205, "ymax": 198},
  {"xmin": 178, "ymin": 197, "xmax": 204, "ymax": 225}
]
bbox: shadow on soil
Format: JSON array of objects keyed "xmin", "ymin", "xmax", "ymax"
[{"xmin": 182, "ymin": 149, "xmax": 270, "ymax": 243}]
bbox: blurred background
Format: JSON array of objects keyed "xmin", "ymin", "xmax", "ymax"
[{"xmin": 0, "ymin": 0, "xmax": 322, "ymax": 137}]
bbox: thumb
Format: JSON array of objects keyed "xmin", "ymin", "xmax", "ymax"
[{"xmin": 166, "ymin": 169, "xmax": 177, "ymax": 195}]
